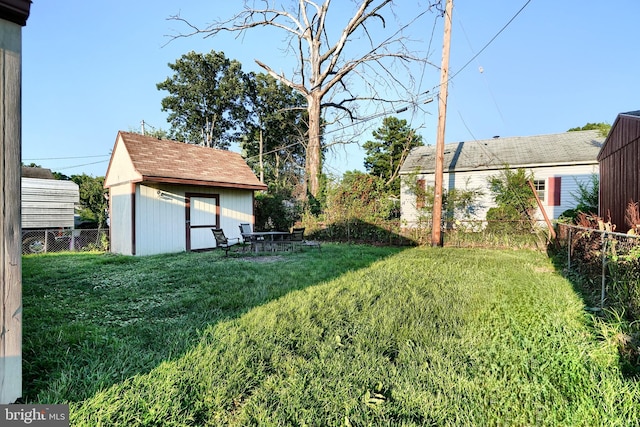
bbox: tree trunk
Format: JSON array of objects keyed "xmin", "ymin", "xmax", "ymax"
[{"xmin": 306, "ymin": 94, "xmax": 322, "ymax": 198}]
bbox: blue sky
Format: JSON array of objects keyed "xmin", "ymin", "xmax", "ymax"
[{"xmin": 21, "ymin": 1, "xmax": 640, "ymax": 178}]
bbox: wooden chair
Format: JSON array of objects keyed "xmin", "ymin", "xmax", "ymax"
[{"xmin": 211, "ymin": 229, "xmax": 242, "ymax": 256}]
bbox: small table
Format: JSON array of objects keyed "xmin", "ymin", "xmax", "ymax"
[{"xmin": 242, "ymin": 231, "xmax": 292, "ymax": 252}]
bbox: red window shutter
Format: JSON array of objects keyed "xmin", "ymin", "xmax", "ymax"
[
  {"xmin": 549, "ymin": 177, "xmax": 561, "ymax": 206},
  {"xmin": 416, "ymin": 179, "xmax": 426, "ymax": 209}
]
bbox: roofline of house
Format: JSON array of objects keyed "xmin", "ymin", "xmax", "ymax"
[
  {"xmin": 399, "ymin": 160, "xmax": 599, "ymax": 175},
  {"xmin": 140, "ymin": 176, "xmax": 267, "ymax": 191}
]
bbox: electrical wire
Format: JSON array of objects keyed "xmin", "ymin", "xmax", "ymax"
[
  {"xmin": 444, "ymin": 0, "xmax": 532, "ymax": 87},
  {"xmin": 53, "ymin": 159, "xmax": 110, "ymax": 171},
  {"xmin": 23, "ymin": 154, "xmax": 111, "ymax": 161}
]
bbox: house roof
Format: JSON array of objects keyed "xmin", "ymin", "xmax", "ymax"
[
  {"xmin": 400, "ymin": 129, "xmax": 604, "ymax": 174},
  {"xmin": 105, "ymin": 131, "xmax": 267, "ymax": 190}
]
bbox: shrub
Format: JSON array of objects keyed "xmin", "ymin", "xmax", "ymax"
[
  {"xmin": 486, "ymin": 205, "xmax": 530, "ymax": 233},
  {"xmin": 254, "ymin": 189, "xmax": 301, "ymax": 231}
]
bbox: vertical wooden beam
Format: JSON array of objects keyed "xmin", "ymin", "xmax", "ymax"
[{"xmin": 0, "ymin": 0, "xmax": 30, "ymax": 403}]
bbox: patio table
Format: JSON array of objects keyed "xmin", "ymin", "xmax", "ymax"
[{"xmin": 242, "ymin": 231, "xmax": 292, "ymax": 252}]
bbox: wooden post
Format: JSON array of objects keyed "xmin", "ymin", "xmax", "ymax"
[
  {"xmin": 431, "ymin": 0, "xmax": 453, "ymax": 247},
  {"xmin": 527, "ymin": 180, "xmax": 557, "ymax": 240},
  {"xmin": 0, "ymin": 0, "xmax": 30, "ymax": 404}
]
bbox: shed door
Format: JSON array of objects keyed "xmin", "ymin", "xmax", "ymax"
[{"xmin": 185, "ymin": 193, "xmax": 220, "ymax": 251}]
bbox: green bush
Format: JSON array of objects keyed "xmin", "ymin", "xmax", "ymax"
[
  {"xmin": 254, "ymin": 189, "xmax": 301, "ymax": 231},
  {"xmin": 486, "ymin": 205, "xmax": 531, "ymax": 234}
]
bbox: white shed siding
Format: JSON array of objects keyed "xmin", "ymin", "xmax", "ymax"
[
  {"xmin": 219, "ymin": 188, "xmax": 255, "ymax": 241},
  {"xmin": 104, "ymin": 135, "xmax": 141, "ymax": 187},
  {"xmin": 135, "ymin": 184, "xmax": 186, "ymax": 256},
  {"xmin": 401, "ymin": 164, "xmax": 599, "ymax": 227},
  {"xmin": 125, "ymin": 184, "xmax": 255, "ymax": 256},
  {"xmin": 109, "ymin": 183, "xmax": 133, "ymax": 255},
  {"xmin": 21, "ymin": 177, "xmax": 79, "ymax": 229}
]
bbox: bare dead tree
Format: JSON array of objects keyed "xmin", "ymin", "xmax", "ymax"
[{"xmin": 169, "ymin": 0, "xmax": 441, "ymax": 198}]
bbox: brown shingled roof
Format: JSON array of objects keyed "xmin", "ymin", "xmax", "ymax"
[{"xmin": 109, "ymin": 131, "xmax": 266, "ymax": 190}]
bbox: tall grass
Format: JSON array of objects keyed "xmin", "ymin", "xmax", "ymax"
[{"xmin": 23, "ymin": 246, "xmax": 640, "ymax": 426}]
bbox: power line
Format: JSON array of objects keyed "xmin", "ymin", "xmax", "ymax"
[
  {"xmin": 433, "ymin": 0, "xmax": 532, "ymax": 92},
  {"xmin": 52, "ymin": 159, "xmax": 110, "ymax": 171},
  {"xmin": 23, "ymin": 154, "xmax": 111, "ymax": 161}
]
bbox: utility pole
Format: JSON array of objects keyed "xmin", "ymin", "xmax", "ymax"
[
  {"xmin": 431, "ymin": 0, "xmax": 453, "ymax": 247},
  {"xmin": 259, "ymin": 129, "xmax": 264, "ymax": 183}
]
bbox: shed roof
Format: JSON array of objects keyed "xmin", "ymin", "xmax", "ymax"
[
  {"xmin": 400, "ymin": 130, "xmax": 604, "ymax": 174},
  {"xmin": 105, "ymin": 131, "xmax": 267, "ymax": 190},
  {"xmin": 22, "ymin": 166, "xmax": 54, "ymax": 179},
  {"xmin": 597, "ymin": 110, "xmax": 640, "ymax": 161}
]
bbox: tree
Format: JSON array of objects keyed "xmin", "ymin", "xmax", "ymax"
[
  {"xmin": 157, "ymin": 50, "xmax": 251, "ymax": 149},
  {"xmin": 169, "ymin": 1, "xmax": 441, "ymax": 198},
  {"xmin": 567, "ymin": 122, "xmax": 611, "ymax": 137},
  {"xmin": 487, "ymin": 166, "xmax": 537, "ymax": 231},
  {"xmin": 325, "ymin": 171, "xmax": 397, "ymax": 223},
  {"xmin": 70, "ymin": 174, "xmax": 108, "ymax": 228},
  {"xmin": 243, "ymin": 73, "xmax": 308, "ymax": 193},
  {"xmin": 363, "ymin": 116, "xmax": 423, "ymax": 195}
]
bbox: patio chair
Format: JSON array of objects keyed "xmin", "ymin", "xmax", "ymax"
[
  {"xmin": 289, "ymin": 227, "xmax": 321, "ymax": 251},
  {"xmin": 239, "ymin": 223, "xmax": 253, "ymax": 236},
  {"xmin": 239, "ymin": 223, "xmax": 264, "ymax": 252},
  {"xmin": 211, "ymin": 229, "xmax": 242, "ymax": 256}
]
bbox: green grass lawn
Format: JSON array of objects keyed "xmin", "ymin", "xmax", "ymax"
[{"xmin": 22, "ymin": 245, "xmax": 640, "ymax": 426}]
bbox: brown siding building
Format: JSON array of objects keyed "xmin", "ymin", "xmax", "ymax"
[{"xmin": 597, "ymin": 111, "xmax": 640, "ymax": 231}]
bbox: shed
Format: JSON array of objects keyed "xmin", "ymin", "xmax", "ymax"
[
  {"xmin": 104, "ymin": 131, "xmax": 267, "ymax": 256},
  {"xmin": 399, "ymin": 130, "xmax": 603, "ymax": 227},
  {"xmin": 21, "ymin": 173, "xmax": 79, "ymax": 229},
  {"xmin": 597, "ymin": 111, "xmax": 640, "ymax": 231}
]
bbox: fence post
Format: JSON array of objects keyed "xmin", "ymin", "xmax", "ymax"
[
  {"xmin": 567, "ymin": 226, "xmax": 572, "ymax": 269},
  {"xmin": 601, "ymin": 232, "xmax": 607, "ymax": 308}
]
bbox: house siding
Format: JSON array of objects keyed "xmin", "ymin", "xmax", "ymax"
[{"xmin": 401, "ymin": 164, "xmax": 598, "ymax": 227}]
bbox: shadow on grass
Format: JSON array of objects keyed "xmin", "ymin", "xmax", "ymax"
[{"xmin": 22, "ymin": 243, "xmax": 406, "ymax": 403}]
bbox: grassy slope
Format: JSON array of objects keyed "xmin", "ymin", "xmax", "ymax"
[{"xmin": 24, "ymin": 246, "xmax": 640, "ymax": 426}]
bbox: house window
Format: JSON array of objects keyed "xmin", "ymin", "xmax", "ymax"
[
  {"xmin": 416, "ymin": 179, "xmax": 426, "ymax": 209},
  {"xmin": 533, "ymin": 180, "xmax": 545, "ymax": 202}
]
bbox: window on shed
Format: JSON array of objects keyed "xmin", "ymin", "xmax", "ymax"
[{"xmin": 533, "ymin": 180, "xmax": 545, "ymax": 202}]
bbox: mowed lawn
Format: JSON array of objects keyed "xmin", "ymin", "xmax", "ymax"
[{"xmin": 22, "ymin": 245, "xmax": 640, "ymax": 426}]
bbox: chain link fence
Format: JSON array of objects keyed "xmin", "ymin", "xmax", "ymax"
[
  {"xmin": 555, "ymin": 223, "xmax": 640, "ymax": 316},
  {"xmin": 21, "ymin": 229, "xmax": 109, "ymax": 255}
]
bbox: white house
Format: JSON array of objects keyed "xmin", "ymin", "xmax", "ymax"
[
  {"xmin": 399, "ymin": 130, "xmax": 604, "ymax": 228},
  {"xmin": 104, "ymin": 131, "xmax": 267, "ymax": 256}
]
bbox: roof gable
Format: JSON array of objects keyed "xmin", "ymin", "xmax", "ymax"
[
  {"xmin": 400, "ymin": 130, "xmax": 604, "ymax": 174},
  {"xmin": 105, "ymin": 131, "xmax": 266, "ymax": 190},
  {"xmin": 597, "ymin": 110, "xmax": 640, "ymax": 161}
]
